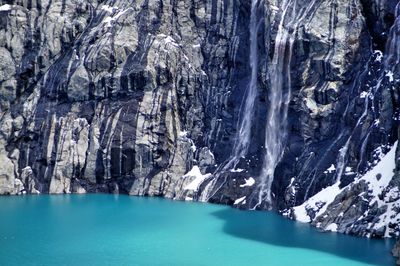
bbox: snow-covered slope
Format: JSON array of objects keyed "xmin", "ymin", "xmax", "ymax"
[{"xmin": 292, "ymin": 141, "xmax": 400, "ymax": 237}]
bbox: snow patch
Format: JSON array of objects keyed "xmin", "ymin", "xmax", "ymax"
[
  {"xmin": 185, "ymin": 196, "xmax": 193, "ymax": 201},
  {"xmin": 179, "ymin": 131, "xmax": 188, "ymax": 138},
  {"xmin": 102, "ymin": 8, "xmax": 128, "ymax": 28},
  {"xmin": 374, "ymin": 50, "xmax": 383, "ymax": 62},
  {"xmin": 183, "ymin": 166, "xmax": 212, "ymax": 192},
  {"xmin": 360, "ymin": 141, "xmax": 397, "ymax": 198},
  {"xmin": 360, "ymin": 91, "xmax": 369, "ymax": 98},
  {"xmin": 190, "ymin": 142, "xmax": 197, "ymax": 152},
  {"xmin": 386, "ymin": 71, "xmax": 394, "ymax": 82},
  {"xmin": 101, "ymin": 5, "xmax": 117, "ymax": 13},
  {"xmin": 230, "ymin": 168, "xmax": 245, "ymax": 173},
  {"xmin": 293, "ymin": 141, "xmax": 398, "ymax": 233},
  {"xmin": 324, "ymin": 164, "xmax": 336, "ymax": 174},
  {"xmin": 325, "ymin": 223, "xmax": 338, "ymax": 232},
  {"xmin": 293, "ymin": 182, "xmax": 342, "ymax": 223},
  {"xmin": 0, "ymin": 4, "xmax": 12, "ymax": 11},
  {"xmin": 240, "ymin": 177, "xmax": 255, "ymax": 187},
  {"xmin": 234, "ymin": 196, "xmax": 246, "ymax": 205}
]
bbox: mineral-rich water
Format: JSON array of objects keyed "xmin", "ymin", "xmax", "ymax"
[{"xmin": 0, "ymin": 195, "xmax": 395, "ymax": 266}]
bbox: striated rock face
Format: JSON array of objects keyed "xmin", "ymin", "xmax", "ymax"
[{"xmin": 0, "ymin": 0, "xmax": 399, "ymax": 239}]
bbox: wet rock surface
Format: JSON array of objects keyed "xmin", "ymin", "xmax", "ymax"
[{"xmin": 394, "ymin": 240, "xmax": 400, "ymax": 265}]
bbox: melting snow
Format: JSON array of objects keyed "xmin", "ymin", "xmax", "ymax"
[
  {"xmin": 240, "ymin": 177, "xmax": 255, "ymax": 187},
  {"xmin": 293, "ymin": 141, "xmax": 398, "ymax": 233},
  {"xmin": 359, "ymin": 141, "xmax": 397, "ymax": 198},
  {"xmin": 230, "ymin": 168, "xmax": 245, "ymax": 173},
  {"xmin": 360, "ymin": 91, "xmax": 369, "ymax": 98},
  {"xmin": 375, "ymin": 51, "xmax": 383, "ymax": 62},
  {"xmin": 325, "ymin": 223, "xmax": 338, "ymax": 232},
  {"xmin": 324, "ymin": 164, "xmax": 336, "ymax": 174},
  {"xmin": 102, "ymin": 9, "xmax": 128, "ymax": 28},
  {"xmin": 184, "ymin": 166, "xmax": 212, "ymax": 192},
  {"xmin": 179, "ymin": 131, "xmax": 188, "ymax": 138},
  {"xmin": 345, "ymin": 166, "xmax": 355, "ymax": 175},
  {"xmin": 191, "ymin": 142, "xmax": 197, "ymax": 152},
  {"xmin": 101, "ymin": 5, "xmax": 116, "ymax": 13},
  {"xmin": 234, "ymin": 196, "xmax": 246, "ymax": 205},
  {"xmin": 293, "ymin": 182, "xmax": 342, "ymax": 223},
  {"xmin": 386, "ymin": 71, "xmax": 394, "ymax": 82},
  {"xmin": 0, "ymin": 4, "xmax": 11, "ymax": 11}
]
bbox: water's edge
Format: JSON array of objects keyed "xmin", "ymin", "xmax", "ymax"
[{"xmin": 1, "ymin": 193, "xmax": 397, "ymax": 265}]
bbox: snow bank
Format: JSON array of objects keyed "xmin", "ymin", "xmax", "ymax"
[
  {"xmin": 240, "ymin": 177, "xmax": 255, "ymax": 187},
  {"xmin": 184, "ymin": 166, "xmax": 212, "ymax": 192},
  {"xmin": 234, "ymin": 196, "xmax": 246, "ymax": 205},
  {"xmin": 0, "ymin": 4, "xmax": 12, "ymax": 11},
  {"xmin": 325, "ymin": 223, "xmax": 338, "ymax": 232},
  {"xmin": 358, "ymin": 141, "xmax": 397, "ymax": 198},
  {"xmin": 293, "ymin": 141, "xmax": 398, "ymax": 231},
  {"xmin": 293, "ymin": 183, "xmax": 342, "ymax": 223},
  {"xmin": 101, "ymin": 5, "xmax": 116, "ymax": 13}
]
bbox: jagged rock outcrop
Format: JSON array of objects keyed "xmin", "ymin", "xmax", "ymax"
[{"xmin": 0, "ymin": 0, "xmax": 399, "ymax": 241}]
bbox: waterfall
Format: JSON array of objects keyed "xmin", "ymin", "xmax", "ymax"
[
  {"xmin": 384, "ymin": 3, "xmax": 400, "ymax": 70},
  {"xmin": 228, "ymin": 0, "xmax": 262, "ymax": 167},
  {"xmin": 199, "ymin": 0, "xmax": 262, "ymax": 202},
  {"xmin": 256, "ymin": 0, "xmax": 318, "ymax": 208}
]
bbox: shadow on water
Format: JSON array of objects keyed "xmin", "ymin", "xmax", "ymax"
[{"xmin": 211, "ymin": 208, "xmax": 395, "ymax": 266}]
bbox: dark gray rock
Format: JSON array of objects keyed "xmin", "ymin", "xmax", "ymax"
[{"xmin": 393, "ymin": 240, "xmax": 400, "ymax": 265}]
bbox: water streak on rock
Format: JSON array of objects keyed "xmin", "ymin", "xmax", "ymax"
[{"xmin": 256, "ymin": 0, "xmax": 318, "ymax": 208}]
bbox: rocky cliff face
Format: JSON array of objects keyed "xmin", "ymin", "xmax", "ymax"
[{"xmin": 0, "ymin": 0, "xmax": 399, "ymax": 240}]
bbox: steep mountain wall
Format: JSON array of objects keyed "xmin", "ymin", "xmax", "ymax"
[{"xmin": 0, "ymin": 0, "xmax": 399, "ymax": 239}]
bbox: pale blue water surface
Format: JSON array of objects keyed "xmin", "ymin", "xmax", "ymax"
[{"xmin": 0, "ymin": 195, "xmax": 395, "ymax": 265}]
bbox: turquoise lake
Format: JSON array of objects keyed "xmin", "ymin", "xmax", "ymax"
[{"xmin": 0, "ymin": 195, "xmax": 395, "ymax": 266}]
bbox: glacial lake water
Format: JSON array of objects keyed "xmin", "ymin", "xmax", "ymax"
[{"xmin": 0, "ymin": 195, "xmax": 395, "ymax": 266}]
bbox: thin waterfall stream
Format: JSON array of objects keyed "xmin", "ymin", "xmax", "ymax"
[
  {"xmin": 255, "ymin": 0, "xmax": 318, "ymax": 208},
  {"xmin": 226, "ymin": 0, "xmax": 262, "ymax": 169},
  {"xmin": 199, "ymin": 0, "xmax": 262, "ymax": 202},
  {"xmin": 332, "ymin": 1, "xmax": 400, "ymax": 185},
  {"xmin": 300, "ymin": 2, "xmax": 400, "ymax": 202}
]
